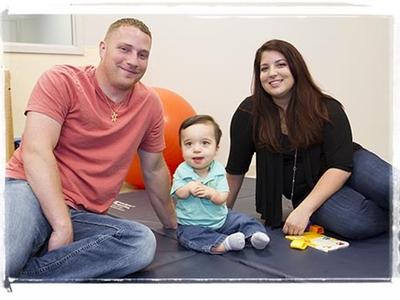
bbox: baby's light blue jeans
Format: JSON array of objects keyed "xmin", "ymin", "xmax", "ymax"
[{"xmin": 177, "ymin": 210, "xmax": 267, "ymax": 253}]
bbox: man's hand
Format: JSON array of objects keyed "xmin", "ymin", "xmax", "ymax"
[{"xmin": 47, "ymin": 222, "xmax": 74, "ymax": 252}]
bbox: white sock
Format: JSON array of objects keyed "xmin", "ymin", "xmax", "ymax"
[
  {"xmin": 222, "ymin": 232, "xmax": 245, "ymax": 251},
  {"xmin": 250, "ymin": 232, "xmax": 270, "ymax": 249}
]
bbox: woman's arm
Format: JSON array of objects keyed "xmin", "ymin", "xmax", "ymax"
[
  {"xmin": 283, "ymin": 168, "xmax": 351, "ymax": 235},
  {"xmin": 225, "ymin": 99, "xmax": 255, "ymax": 208},
  {"xmin": 283, "ymin": 100, "xmax": 354, "ymax": 235},
  {"xmin": 226, "ymin": 173, "xmax": 245, "ymax": 208}
]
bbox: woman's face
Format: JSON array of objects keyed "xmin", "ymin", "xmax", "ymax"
[{"xmin": 259, "ymin": 50, "xmax": 295, "ymax": 104}]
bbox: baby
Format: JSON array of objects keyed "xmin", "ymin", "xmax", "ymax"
[{"xmin": 171, "ymin": 114, "xmax": 270, "ymax": 254}]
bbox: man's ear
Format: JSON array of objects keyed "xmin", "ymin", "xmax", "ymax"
[{"xmin": 99, "ymin": 41, "xmax": 106, "ymax": 60}]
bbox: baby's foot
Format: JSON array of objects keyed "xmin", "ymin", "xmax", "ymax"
[
  {"xmin": 250, "ymin": 232, "xmax": 270, "ymax": 249},
  {"xmin": 222, "ymin": 232, "xmax": 245, "ymax": 251}
]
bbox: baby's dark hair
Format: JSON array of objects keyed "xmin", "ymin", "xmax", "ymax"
[{"xmin": 179, "ymin": 115, "xmax": 222, "ymax": 146}]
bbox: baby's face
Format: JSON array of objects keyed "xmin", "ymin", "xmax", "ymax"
[{"xmin": 180, "ymin": 123, "xmax": 218, "ymax": 175}]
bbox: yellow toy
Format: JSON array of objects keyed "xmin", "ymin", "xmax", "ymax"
[
  {"xmin": 286, "ymin": 226, "xmax": 349, "ymax": 252},
  {"xmin": 308, "ymin": 224, "xmax": 324, "ymax": 234}
]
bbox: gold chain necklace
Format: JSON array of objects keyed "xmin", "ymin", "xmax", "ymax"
[{"xmin": 104, "ymin": 98, "xmax": 125, "ymax": 122}]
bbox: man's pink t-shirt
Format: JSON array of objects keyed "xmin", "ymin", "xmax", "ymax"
[{"xmin": 6, "ymin": 65, "xmax": 165, "ymax": 213}]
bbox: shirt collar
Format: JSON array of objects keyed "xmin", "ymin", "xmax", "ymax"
[{"xmin": 178, "ymin": 160, "xmax": 225, "ymax": 183}]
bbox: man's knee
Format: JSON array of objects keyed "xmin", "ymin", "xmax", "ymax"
[
  {"xmin": 134, "ymin": 225, "xmax": 156, "ymax": 268},
  {"xmin": 119, "ymin": 221, "xmax": 157, "ymax": 273}
]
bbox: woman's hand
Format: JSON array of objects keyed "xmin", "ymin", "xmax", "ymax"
[
  {"xmin": 282, "ymin": 168, "xmax": 351, "ymax": 236},
  {"xmin": 282, "ymin": 207, "xmax": 311, "ymax": 236}
]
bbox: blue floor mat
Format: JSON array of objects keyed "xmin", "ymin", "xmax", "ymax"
[{"xmin": 108, "ymin": 178, "xmax": 391, "ymax": 282}]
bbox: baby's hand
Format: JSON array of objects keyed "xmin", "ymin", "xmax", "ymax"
[
  {"xmin": 192, "ymin": 184, "xmax": 215, "ymax": 199},
  {"xmin": 187, "ymin": 180, "xmax": 202, "ymax": 195}
]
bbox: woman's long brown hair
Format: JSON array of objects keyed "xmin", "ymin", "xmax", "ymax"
[{"xmin": 252, "ymin": 39, "xmax": 331, "ymax": 152}]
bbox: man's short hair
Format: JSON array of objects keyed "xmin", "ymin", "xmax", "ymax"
[{"xmin": 105, "ymin": 18, "xmax": 151, "ymax": 40}]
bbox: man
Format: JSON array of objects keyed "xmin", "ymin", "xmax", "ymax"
[{"xmin": 4, "ymin": 18, "xmax": 176, "ymax": 280}]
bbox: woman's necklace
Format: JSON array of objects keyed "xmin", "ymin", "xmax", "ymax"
[{"xmin": 289, "ymin": 149, "xmax": 298, "ymax": 201}]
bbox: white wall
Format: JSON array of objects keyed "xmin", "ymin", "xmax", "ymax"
[
  {"xmin": 4, "ymin": 14, "xmax": 393, "ymax": 173},
  {"xmin": 83, "ymin": 14, "xmax": 393, "ymax": 166}
]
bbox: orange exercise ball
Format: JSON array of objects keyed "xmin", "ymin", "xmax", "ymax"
[{"xmin": 125, "ymin": 87, "xmax": 196, "ymax": 189}]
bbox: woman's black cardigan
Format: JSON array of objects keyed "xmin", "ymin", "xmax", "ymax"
[{"xmin": 226, "ymin": 96, "xmax": 361, "ymax": 227}]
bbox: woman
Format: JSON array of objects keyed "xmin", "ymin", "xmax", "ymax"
[{"xmin": 226, "ymin": 39, "xmax": 390, "ymax": 240}]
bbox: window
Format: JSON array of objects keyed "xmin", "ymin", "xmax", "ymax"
[{"xmin": 1, "ymin": 12, "xmax": 83, "ymax": 55}]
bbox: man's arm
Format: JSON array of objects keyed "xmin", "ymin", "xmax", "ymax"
[
  {"xmin": 138, "ymin": 149, "xmax": 177, "ymax": 229},
  {"xmin": 21, "ymin": 112, "xmax": 73, "ymax": 251}
]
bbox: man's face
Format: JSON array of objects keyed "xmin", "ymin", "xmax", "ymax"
[{"xmin": 99, "ymin": 25, "xmax": 151, "ymax": 91}]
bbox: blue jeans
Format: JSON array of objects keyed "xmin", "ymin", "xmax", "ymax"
[
  {"xmin": 177, "ymin": 210, "xmax": 267, "ymax": 253},
  {"xmin": 310, "ymin": 149, "xmax": 391, "ymax": 240},
  {"xmin": 5, "ymin": 179, "xmax": 156, "ymax": 280}
]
